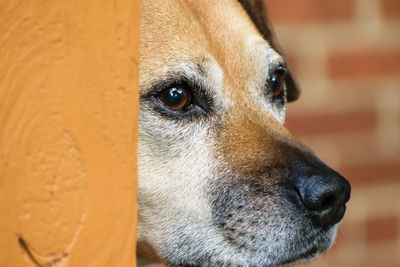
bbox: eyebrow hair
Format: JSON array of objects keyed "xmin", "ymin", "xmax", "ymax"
[{"xmin": 140, "ymin": 62, "xmax": 208, "ymax": 96}]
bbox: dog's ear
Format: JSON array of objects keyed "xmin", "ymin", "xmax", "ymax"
[{"xmin": 238, "ymin": 0, "xmax": 300, "ymax": 102}]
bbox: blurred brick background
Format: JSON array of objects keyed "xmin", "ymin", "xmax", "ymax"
[{"xmin": 267, "ymin": 0, "xmax": 400, "ymax": 266}]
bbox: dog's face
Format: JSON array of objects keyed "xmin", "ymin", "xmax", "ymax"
[{"xmin": 138, "ymin": 0, "xmax": 350, "ymax": 266}]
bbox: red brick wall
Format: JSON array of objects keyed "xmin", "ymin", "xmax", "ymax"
[{"xmin": 267, "ymin": 0, "xmax": 400, "ymax": 266}]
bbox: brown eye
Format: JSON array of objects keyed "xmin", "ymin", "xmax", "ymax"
[
  {"xmin": 158, "ymin": 86, "xmax": 191, "ymax": 110},
  {"xmin": 271, "ymin": 71, "xmax": 285, "ymax": 97}
]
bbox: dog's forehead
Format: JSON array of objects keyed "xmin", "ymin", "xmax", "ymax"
[{"xmin": 140, "ymin": 0, "xmax": 283, "ymax": 96}]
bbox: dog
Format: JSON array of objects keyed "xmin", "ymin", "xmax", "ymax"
[{"xmin": 138, "ymin": 0, "xmax": 351, "ymax": 266}]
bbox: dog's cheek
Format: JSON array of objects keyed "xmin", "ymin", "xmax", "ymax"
[{"xmin": 137, "ymin": 111, "xmax": 221, "ymax": 245}]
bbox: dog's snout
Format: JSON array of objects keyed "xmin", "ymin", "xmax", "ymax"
[{"xmin": 297, "ymin": 173, "xmax": 351, "ymax": 226}]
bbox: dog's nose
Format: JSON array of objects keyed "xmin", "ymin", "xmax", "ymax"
[{"xmin": 296, "ymin": 172, "xmax": 351, "ymax": 226}]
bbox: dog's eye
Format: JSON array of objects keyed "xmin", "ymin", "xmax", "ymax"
[
  {"xmin": 270, "ymin": 68, "xmax": 287, "ymax": 99},
  {"xmin": 269, "ymin": 67, "xmax": 287, "ymax": 99},
  {"xmin": 158, "ymin": 86, "xmax": 192, "ymax": 111}
]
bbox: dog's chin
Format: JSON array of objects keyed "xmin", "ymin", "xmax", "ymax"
[
  {"xmin": 159, "ymin": 223, "xmax": 338, "ymax": 267},
  {"xmin": 244, "ymin": 225, "xmax": 337, "ymax": 267},
  {"xmin": 273, "ymin": 226, "xmax": 337, "ymax": 266},
  {"xmin": 277, "ymin": 249, "xmax": 320, "ymax": 267},
  {"xmin": 274, "ymin": 242, "xmax": 325, "ymax": 267}
]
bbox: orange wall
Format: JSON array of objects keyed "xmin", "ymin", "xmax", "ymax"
[{"xmin": 0, "ymin": 1, "xmax": 139, "ymax": 266}]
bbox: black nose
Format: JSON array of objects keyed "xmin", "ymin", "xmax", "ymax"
[{"xmin": 296, "ymin": 171, "xmax": 351, "ymax": 226}]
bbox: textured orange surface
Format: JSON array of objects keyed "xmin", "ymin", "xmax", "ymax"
[{"xmin": 0, "ymin": 1, "xmax": 139, "ymax": 266}]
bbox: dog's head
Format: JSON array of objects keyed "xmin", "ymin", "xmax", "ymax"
[{"xmin": 138, "ymin": 0, "xmax": 351, "ymax": 266}]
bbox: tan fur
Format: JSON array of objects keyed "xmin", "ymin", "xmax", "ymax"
[{"xmin": 138, "ymin": 0, "xmax": 348, "ymax": 266}]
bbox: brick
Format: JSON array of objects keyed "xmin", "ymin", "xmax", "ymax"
[
  {"xmin": 366, "ymin": 215, "xmax": 398, "ymax": 243},
  {"xmin": 361, "ymin": 241, "xmax": 400, "ymax": 267},
  {"xmin": 382, "ymin": 0, "xmax": 400, "ymax": 18},
  {"xmin": 285, "ymin": 110, "xmax": 376, "ymax": 136},
  {"xmin": 267, "ymin": 0, "xmax": 355, "ymax": 24},
  {"xmin": 339, "ymin": 161, "xmax": 400, "ymax": 186},
  {"xmin": 284, "ymin": 53, "xmax": 298, "ymax": 73},
  {"xmin": 300, "ymin": 132, "xmax": 394, "ymax": 167},
  {"xmin": 334, "ymin": 220, "xmax": 364, "ymax": 248},
  {"xmin": 327, "ymin": 50, "xmax": 400, "ymax": 79}
]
